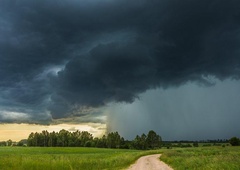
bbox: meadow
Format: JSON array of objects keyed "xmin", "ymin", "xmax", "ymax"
[
  {"xmin": 1, "ymin": 146, "xmax": 240, "ymax": 170},
  {"xmin": 161, "ymin": 146, "xmax": 240, "ymax": 170},
  {"xmin": 0, "ymin": 147, "xmax": 160, "ymax": 170}
]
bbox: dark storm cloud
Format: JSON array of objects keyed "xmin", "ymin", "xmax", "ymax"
[
  {"xmin": 108, "ymin": 80, "xmax": 240, "ymax": 140},
  {"xmin": 0, "ymin": 0, "xmax": 240, "ymax": 123}
]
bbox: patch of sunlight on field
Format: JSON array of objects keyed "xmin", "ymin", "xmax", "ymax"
[
  {"xmin": 0, "ymin": 147, "xmax": 161, "ymax": 170},
  {"xmin": 161, "ymin": 146, "xmax": 240, "ymax": 170}
]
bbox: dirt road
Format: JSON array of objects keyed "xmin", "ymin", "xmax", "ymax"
[{"xmin": 127, "ymin": 154, "xmax": 173, "ymax": 170}]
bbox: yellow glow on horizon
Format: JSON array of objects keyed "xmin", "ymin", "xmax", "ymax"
[{"xmin": 0, "ymin": 123, "xmax": 106, "ymax": 141}]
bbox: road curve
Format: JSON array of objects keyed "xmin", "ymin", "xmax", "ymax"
[{"xmin": 126, "ymin": 154, "xmax": 173, "ymax": 170}]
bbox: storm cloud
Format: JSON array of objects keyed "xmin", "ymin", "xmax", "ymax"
[
  {"xmin": 107, "ymin": 79, "xmax": 240, "ymax": 140},
  {"xmin": 0, "ymin": 0, "xmax": 240, "ymax": 139}
]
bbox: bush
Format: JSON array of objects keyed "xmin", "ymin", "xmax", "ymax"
[
  {"xmin": 229, "ymin": 137, "xmax": 240, "ymax": 146},
  {"xmin": 193, "ymin": 142, "xmax": 199, "ymax": 147},
  {"xmin": 84, "ymin": 141, "xmax": 92, "ymax": 147}
]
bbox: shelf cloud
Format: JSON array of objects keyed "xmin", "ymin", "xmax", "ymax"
[{"xmin": 0, "ymin": 0, "xmax": 240, "ymax": 139}]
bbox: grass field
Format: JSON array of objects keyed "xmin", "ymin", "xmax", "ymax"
[
  {"xmin": 161, "ymin": 146, "xmax": 240, "ymax": 170},
  {"xmin": 0, "ymin": 147, "xmax": 161, "ymax": 170},
  {"xmin": 1, "ymin": 146, "xmax": 240, "ymax": 170}
]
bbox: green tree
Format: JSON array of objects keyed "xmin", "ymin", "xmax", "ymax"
[
  {"xmin": 133, "ymin": 135, "xmax": 141, "ymax": 149},
  {"xmin": 71, "ymin": 130, "xmax": 81, "ymax": 146},
  {"xmin": 42, "ymin": 130, "xmax": 49, "ymax": 147},
  {"xmin": 27, "ymin": 132, "xmax": 35, "ymax": 146},
  {"xmin": 229, "ymin": 137, "xmax": 240, "ymax": 146},
  {"xmin": 133, "ymin": 133, "xmax": 147, "ymax": 150},
  {"xmin": 17, "ymin": 139, "xmax": 27, "ymax": 146},
  {"xmin": 107, "ymin": 132, "xmax": 121, "ymax": 148},
  {"xmin": 95, "ymin": 135, "xmax": 107, "ymax": 148},
  {"xmin": 34, "ymin": 132, "xmax": 40, "ymax": 146},
  {"xmin": 7, "ymin": 139, "xmax": 12, "ymax": 146},
  {"xmin": 57, "ymin": 129, "xmax": 69, "ymax": 147},
  {"xmin": 48, "ymin": 131, "xmax": 57, "ymax": 147},
  {"xmin": 0, "ymin": 141, "xmax": 7, "ymax": 146},
  {"xmin": 79, "ymin": 131, "xmax": 93, "ymax": 147},
  {"xmin": 119, "ymin": 137, "xmax": 126, "ymax": 149},
  {"xmin": 140, "ymin": 133, "xmax": 147, "ymax": 150},
  {"xmin": 193, "ymin": 142, "xmax": 199, "ymax": 147},
  {"xmin": 146, "ymin": 130, "xmax": 162, "ymax": 149}
]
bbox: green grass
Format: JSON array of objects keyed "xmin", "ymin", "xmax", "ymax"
[
  {"xmin": 161, "ymin": 146, "xmax": 240, "ymax": 170},
  {"xmin": 0, "ymin": 147, "xmax": 161, "ymax": 170},
  {"xmin": 1, "ymin": 146, "xmax": 240, "ymax": 170}
]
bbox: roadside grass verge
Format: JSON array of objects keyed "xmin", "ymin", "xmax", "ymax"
[
  {"xmin": 161, "ymin": 146, "xmax": 240, "ymax": 170},
  {"xmin": 0, "ymin": 147, "xmax": 161, "ymax": 170}
]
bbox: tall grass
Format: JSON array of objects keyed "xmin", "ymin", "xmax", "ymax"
[
  {"xmin": 161, "ymin": 146, "xmax": 240, "ymax": 170},
  {"xmin": 1, "ymin": 146, "xmax": 240, "ymax": 169},
  {"xmin": 0, "ymin": 147, "xmax": 161, "ymax": 170}
]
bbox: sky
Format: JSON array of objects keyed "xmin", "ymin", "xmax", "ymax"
[{"xmin": 0, "ymin": 0, "xmax": 240, "ymax": 141}]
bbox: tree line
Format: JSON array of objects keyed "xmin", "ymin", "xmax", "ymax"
[
  {"xmin": 229, "ymin": 137, "xmax": 240, "ymax": 146},
  {"xmin": 27, "ymin": 129, "xmax": 162, "ymax": 150}
]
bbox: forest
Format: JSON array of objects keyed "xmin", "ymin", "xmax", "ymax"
[{"xmin": 27, "ymin": 129, "xmax": 162, "ymax": 150}]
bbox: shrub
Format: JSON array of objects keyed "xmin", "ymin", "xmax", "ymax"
[{"xmin": 229, "ymin": 137, "xmax": 240, "ymax": 146}]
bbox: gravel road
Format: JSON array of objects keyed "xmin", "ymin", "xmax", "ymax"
[{"xmin": 127, "ymin": 154, "xmax": 173, "ymax": 170}]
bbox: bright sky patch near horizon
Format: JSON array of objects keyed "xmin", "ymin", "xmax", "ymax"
[{"xmin": 0, "ymin": 123, "xmax": 106, "ymax": 141}]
